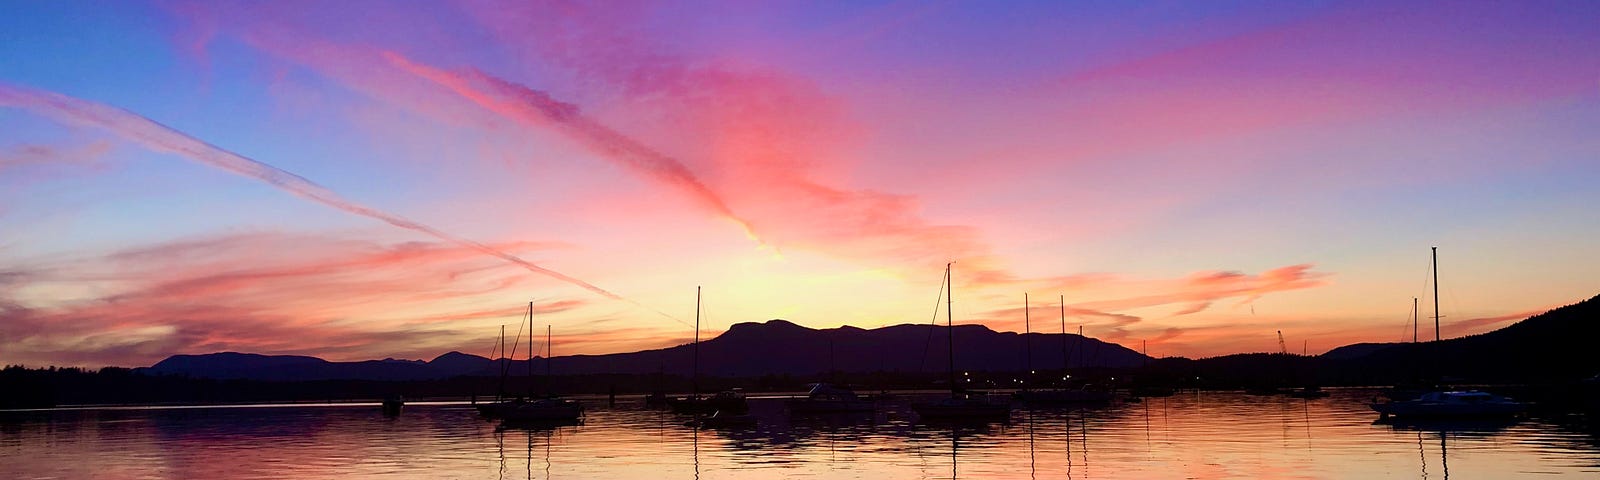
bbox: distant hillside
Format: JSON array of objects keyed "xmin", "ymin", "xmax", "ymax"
[
  {"xmin": 1332, "ymin": 294, "xmax": 1600, "ymax": 383},
  {"xmin": 146, "ymin": 352, "xmax": 444, "ymax": 382},
  {"xmin": 1132, "ymin": 294, "xmax": 1600, "ymax": 387},
  {"xmin": 1320, "ymin": 342, "xmax": 1398, "ymax": 360},
  {"xmin": 140, "ymin": 320, "xmax": 1147, "ymax": 381}
]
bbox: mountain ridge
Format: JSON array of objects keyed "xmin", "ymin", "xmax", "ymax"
[{"xmin": 139, "ymin": 319, "xmax": 1148, "ymax": 381}]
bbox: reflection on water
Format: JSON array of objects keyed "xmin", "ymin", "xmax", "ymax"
[{"xmin": 3, "ymin": 391, "xmax": 1599, "ymax": 479}]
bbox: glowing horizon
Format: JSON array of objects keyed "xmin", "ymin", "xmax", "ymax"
[{"xmin": 2, "ymin": 1, "xmax": 1597, "ymax": 367}]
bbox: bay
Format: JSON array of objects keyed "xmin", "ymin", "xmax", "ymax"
[{"xmin": 3, "ymin": 389, "xmax": 1597, "ymax": 479}]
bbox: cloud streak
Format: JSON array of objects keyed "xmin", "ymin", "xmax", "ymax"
[
  {"xmin": 382, "ymin": 51, "xmax": 759, "ymax": 241},
  {"xmin": 0, "ymin": 232, "xmax": 592, "ymax": 366},
  {"xmin": 0, "ymin": 82, "xmax": 629, "ymax": 303}
]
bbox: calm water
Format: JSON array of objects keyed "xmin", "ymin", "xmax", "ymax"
[{"xmin": 4, "ymin": 390, "xmax": 1598, "ymax": 479}]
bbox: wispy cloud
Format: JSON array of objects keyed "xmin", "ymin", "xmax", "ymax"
[
  {"xmin": 0, "ymin": 232, "xmax": 589, "ymax": 366},
  {"xmin": 0, "ymin": 140, "xmax": 112, "ymax": 173},
  {"xmin": 0, "ymin": 82, "xmax": 630, "ymax": 303},
  {"xmin": 383, "ymin": 52, "xmax": 759, "ymax": 240}
]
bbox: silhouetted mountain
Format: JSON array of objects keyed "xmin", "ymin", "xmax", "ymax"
[
  {"xmin": 1320, "ymin": 342, "xmax": 1398, "ymax": 360},
  {"xmin": 139, "ymin": 320, "xmax": 1147, "ymax": 381},
  {"xmin": 1330, "ymin": 294, "xmax": 1600, "ymax": 383},
  {"xmin": 427, "ymin": 351, "xmax": 496, "ymax": 377},
  {"xmin": 144, "ymin": 352, "xmax": 442, "ymax": 382},
  {"xmin": 1168, "ymin": 294, "xmax": 1600, "ymax": 386}
]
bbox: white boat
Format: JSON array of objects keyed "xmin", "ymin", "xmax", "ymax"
[
  {"xmin": 1370, "ymin": 390, "xmax": 1527, "ymax": 418},
  {"xmin": 786, "ymin": 383, "xmax": 874, "ymax": 414},
  {"xmin": 911, "ymin": 263, "xmax": 1013, "ymax": 420}
]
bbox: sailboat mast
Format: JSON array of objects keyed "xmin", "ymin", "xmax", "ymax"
[
  {"xmin": 497, "ymin": 324, "xmax": 507, "ymax": 401},
  {"xmin": 946, "ymin": 263, "xmax": 957, "ymax": 398},
  {"xmin": 1412, "ymin": 297, "xmax": 1419, "ymax": 343},
  {"xmin": 1432, "ymin": 246, "xmax": 1440, "ymax": 342},
  {"xmin": 546, "ymin": 324, "xmax": 552, "ymax": 397},
  {"xmin": 694, "ymin": 286, "xmax": 701, "ymax": 399},
  {"xmin": 1059, "ymin": 295, "xmax": 1068, "ymax": 374},
  {"xmin": 527, "ymin": 301, "xmax": 534, "ymax": 396},
  {"xmin": 1024, "ymin": 293, "xmax": 1032, "ymax": 377}
]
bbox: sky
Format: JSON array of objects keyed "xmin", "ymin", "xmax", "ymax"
[{"xmin": 1, "ymin": 0, "xmax": 1597, "ymax": 368}]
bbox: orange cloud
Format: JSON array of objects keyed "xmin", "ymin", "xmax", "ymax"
[{"xmin": 0, "ymin": 232, "xmax": 597, "ymax": 366}]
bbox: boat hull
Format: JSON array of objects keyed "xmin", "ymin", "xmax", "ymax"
[
  {"xmin": 1015, "ymin": 389, "xmax": 1112, "ymax": 405},
  {"xmin": 786, "ymin": 399, "xmax": 875, "ymax": 414},
  {"xmin": 1370, "ymin": 402, "xmax": 1525, "ymax": 418},
  {"xmin": 1371, "ymin": 391, "xmax": 1527, "ymax": 418},
  {"xmin": 500, "ymin": 399, "xmax": 584, "ymax": 422},
  {"xmin": 667, "ymin": 394, "xmax": 748, "ymax": 414}
]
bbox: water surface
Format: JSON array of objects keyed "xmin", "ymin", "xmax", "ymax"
[{"xmin": 3, "ymin": 390, "xmax": 1597, "ymax": 479}]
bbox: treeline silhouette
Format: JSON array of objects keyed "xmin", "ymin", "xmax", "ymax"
[{"xmin": 5, "ymin": 294, "xmax": 1595, "ymax": 409}]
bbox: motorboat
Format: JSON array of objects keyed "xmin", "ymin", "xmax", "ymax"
[{"xmin": 1371, "ymin": 390, "xmax": 1526, "ymax": 418}]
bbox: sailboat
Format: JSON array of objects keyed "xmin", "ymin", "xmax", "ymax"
[
  {"xmin": 1016, "ymin": 294, "xmax": 1112, "ymax": 405},
  {"xmin": 912, "ymin": 263, "xmax": 1013, "ymax": 420},
  {"xmin": 1369, "ymin": 248, "xmax": 1528, "ymax": 418},
  {"xmin": 476, "ymin": 318, "xmax": 523, "ymax": 418},
  {"xmin": 667, "ymin": 287, "xmax": 751, "ymax": 416},
  {"xmin": 500, "ymin": 302, "xmax": 584, "ymax": 424}
]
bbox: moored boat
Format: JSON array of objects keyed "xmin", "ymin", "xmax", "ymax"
[
  {"xmin": 668, "ymin": 389, "xmax": 749, "ymax": 414},
  {"xmin": 1370, "ymin": 390, "xmax": 1527, "ymax": 418},
  {"xmin": 501, "ymin": 397, "xmax": 584, "ymax": 422},
  {"xmin": 911, "ymin": 263, "xmax": 1013, "ymax": 421},
  {"xmin": 684, "ymin": 410, "xmax": 758, "ymax": 428},
  {"xmin": 381, "ymin": 394, "xmax": 404, "ymax": 417},
  {"xmin": 786, "ymin": 383, "xmax": 874, "ymax": 414}
]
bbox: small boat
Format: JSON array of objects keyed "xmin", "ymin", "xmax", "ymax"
[
  {"xmin": 684, "ymin": 410, "xmax": 758, "ymax": 428},
  {"xmin": 492, "ymin": 301, "xmax": 584, "ymax": 423},
  {"xmin": 1287, "ymin": 386, "xmax": 1330, "ymax": 399},
  {"xmin": 476, "ymin": 316, "xmax": 521, "ymax": 419},
  {"xmin": 1017, "ymin": 297, "xmax": 1113, "ymax": 407},
  {"xmin": 786, "ymin": 383, "xmax": 875, "ymax": 414},
  {"xmin": 644, "ymin": 391, "xmax": 669, "ymax": 409},
  {"xmin": 381, "ymin": 394, "xmax": 404, "ymax": 417},
  {"xmin": 500, "ymin": 397, "xmax": 584, "ymax": 422},
  {"xmin": 666, "ymin": 288, "xmax": 750, "ymax": 415},
  {"xmin": 911, "ymin": 264, "xmax": 1013, "ymax": 421},
  {"xmin": 1370, "ymin": 390, "xmax": 1527, "ymax": 418},
  {"xmin": 1015, "ymin": 385, "xmax": 1112, "ymax": 405},
  {"xmin": 668, "ymin": 389, "xmax": 749, "ymax": 414}
]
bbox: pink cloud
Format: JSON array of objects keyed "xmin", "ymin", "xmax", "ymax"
[
  {"xmin": 0, "ymin": 231, "xmax": 603, "ymax": 366},
  {"xmin": 0, "ymin": 140, "xmax": 112, "ymax": 172},
  {"xmin": 0, "ymin": 82, "xmax": 631, "ymax": 304}
]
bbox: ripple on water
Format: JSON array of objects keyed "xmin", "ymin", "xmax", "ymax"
[{"xmin": 3, "ymin": 392, "xmax": 1600, "ymax": 479}]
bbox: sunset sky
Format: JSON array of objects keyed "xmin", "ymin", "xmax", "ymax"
[{"xmin": 2, "ymin": 0, "xmax": 1597, "ymax": 368}]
